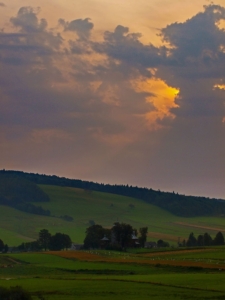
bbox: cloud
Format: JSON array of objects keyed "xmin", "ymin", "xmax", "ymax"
[
  {"xmin": 59, "ymin": 17, "xmax": 94, "ymax": 39},
  {"xmin": 153, "ymin": 5, "xmax": 225, "ymax": 119},
  {"xmin": 0, "ymin": 4, "xmax": 225, "ymax": 198},
  {"xmin": 93, "ymin": 25, "xmax": 164, "ymax": 77}
]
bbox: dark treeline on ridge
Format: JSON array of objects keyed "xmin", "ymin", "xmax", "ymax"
[
  {"xmin": 0, "ymin": 172, "xmax": 50, "ymax": 216},
  {"xmin": 1, "ymin": 170, "xmax": 225, "ymax": 218}
]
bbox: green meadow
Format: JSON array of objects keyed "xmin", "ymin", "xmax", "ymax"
[
  {"xmin": 1, "ymin": 248, "xmax": 225, "ymax": 299},
  {"xmin": 1, "ymin": 184, "xmax": 225, "ymax": 245}
]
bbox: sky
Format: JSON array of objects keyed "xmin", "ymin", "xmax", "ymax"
[{"xmin": 0, "ymin": 1, "xmax": 225, "ymax": 199}]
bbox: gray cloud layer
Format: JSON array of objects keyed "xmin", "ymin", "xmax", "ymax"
[{"xmin": 0, "ymin": 5, "xmax": 224, "ymax": 198}]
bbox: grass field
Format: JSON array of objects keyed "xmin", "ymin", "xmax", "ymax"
[
  {"xmin": 1, "ymin": 184, "xmax": 225, "ymax": 246},
  {"xmin": 1, "ymin": 247, "xmax": 225, "ymax": 299}
]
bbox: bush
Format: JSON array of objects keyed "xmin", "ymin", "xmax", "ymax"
[{"xmin": 0, "ymin": 286, "xmax": 32, "ymax": 300}]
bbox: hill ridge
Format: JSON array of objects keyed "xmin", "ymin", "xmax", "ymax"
[{"xmin": 0, "ymin": 169, "xmax": 224, "ymax": 218}]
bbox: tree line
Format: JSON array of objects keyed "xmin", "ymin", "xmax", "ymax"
[
  {"xmin": 2, "ymin": 169, "xmax": 225, "ymax": 217},
  {"xmin": 182, "ymin": 231, "xmax": 225, "ymax": 247},
  {"xmin": 0, "ymin": 173, "xmax": 50, "ymax": 216},
  {"xmin": 15, "ymin": 229, "xmax": 72, "ymax": 252}
]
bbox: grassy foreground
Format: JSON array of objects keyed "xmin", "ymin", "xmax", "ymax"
[
  {"xmin": 1, "ymin": 247, "xmax": 225, "ymax": 299},
  {"xmin": 1, "ymin": 185, "xmax": 225, "ymax": 245}
]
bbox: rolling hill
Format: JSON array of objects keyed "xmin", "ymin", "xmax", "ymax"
[{"xmin": 1, "ymin": 183, "xmax": 225, "ymax": 246}]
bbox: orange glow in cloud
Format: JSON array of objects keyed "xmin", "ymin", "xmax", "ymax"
[
  {"xmin": 214, "ymin": 84, "xmax": 225, "ymax": 90},
  {"xmin": 133, "ymin": 77, "xmax": 179, "ymax": 130}
]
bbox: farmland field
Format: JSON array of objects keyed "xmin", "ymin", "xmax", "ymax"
[
  {"xmin": 1, "ymin": 247, "xmax": 225, "ymax": 299},
  {"xmin": 1, "ymin": 185, "xmax": 225, "ymax": 246}
]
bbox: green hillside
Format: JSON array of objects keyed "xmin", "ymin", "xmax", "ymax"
[
  {"xmin": 1, "ymin": 184, "xmax": 225, "ymax": 246},
  {"xmin": 1, "ymin": 170, "xmax": 225, "ymax": 217}
]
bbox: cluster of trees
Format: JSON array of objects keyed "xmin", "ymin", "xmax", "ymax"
[
  {"xmin": 184, "ymin": 231, "xmax": 225, "ymax": 247},
  {"xmin": 2, "ymin": 170, "xmax": 225, "ymax": 217},
  {"xmin": 0, "ymin": 173, "xmax": 51, "ymax": 216},
  {"xmin": 83, "ymin": 222, "xmax": 148, "ymax": 250},
  {"xmin": 17, "ymin": 229, "xmax": 72, "ymax": 252},
  {"xmin": 157, "ymin": 239, "xmax": 170, "ymax": 247}
]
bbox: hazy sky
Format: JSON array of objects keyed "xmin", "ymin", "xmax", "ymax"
[{"xmin": 0, "ymin": 1, "xmax": 225, "ymax": 198}]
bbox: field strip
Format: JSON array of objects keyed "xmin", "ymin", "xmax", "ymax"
[
  {"xmin": 173, "ymin": 222, "xmax": 225, "ymax": 232},
  {"xmin": 147, "ymin": 231, "xmax": 179, "ymax": 242},
  {"xmin": 140, "ymin": 249, "xmax": 214, "ymax": 256},
  {"xmin": 90, "ymin": 278, "xmax": 225, "ymax": 293},
  {"xmin": 47, "ymin": 251, "xmax": 225, "ymax": 270},
  {"xmin": 33, "ymin": 277, "xmax": 225, "ymax": 294}
]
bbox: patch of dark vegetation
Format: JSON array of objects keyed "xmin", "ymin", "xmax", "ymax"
[
  {"xmin": 1, "ymin": 169, "xmax": 225, "ymax": 217},
  {"xmin": 60, "ymin": 215, "xmax": 74, "ymax": 222},
  {"xmin": 153, "ymin": 264, "xmax": 223, "ymax": 274},
  {"xmin": 0, "ymin": 285, "xmax": 32, "ymax": 300},
  {"xmin": 57, "ymin": 268, "xmax": 136, "ymax": 275},
  {"xmin": 0, "ymin": 172, "xmax": 50, "ymax": 216}
]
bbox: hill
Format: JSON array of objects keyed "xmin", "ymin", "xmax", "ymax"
[
  {"xmin": 1, "ymin": 184, "xmax": 225, "ymax": 246},
  {"xmin": 0, "ymin": 170, "xmax": 225, "ymax": 217}
]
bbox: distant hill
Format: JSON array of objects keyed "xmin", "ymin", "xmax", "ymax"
[
  {"xmin": 0, "ymin": 169, "xmax": 224, "ymax": 218},
  {"xmin": 0, "ymin": 172, "xmax": 50, "ymax": 216}
]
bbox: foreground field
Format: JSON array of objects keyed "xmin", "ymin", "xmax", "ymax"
[{"xmin": 0, "ymin": 247, "xmax": 225, "ymax": 299}]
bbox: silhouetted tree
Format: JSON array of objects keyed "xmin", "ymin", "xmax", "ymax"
[
  {"xmin": 138, "ymin": 227, "xmax": 148, "ymax": 247},
  {"xmin": 186, "ymin": 232, "xmax": 197, "ymax": 247},
  {"xmin": 49, "ymin": 233, "xmax": 72, "ymax": 251},
  {"xmin": 203, "ymin": 232, "xmax": 212, "ymax": 246},
  {"xmin": 83, "ymin": 224, "xmax": 109, "ymax": 249},
  {"xmin": 213, "ymin": 231, "xmax": 224, "ymax": 245},
  {"xmin": 0, "ymin": 239, "xmax": 4, "ymax": 252},
  {"xmin": 197, "ymin": 234, "xmax": 204, "ymax": 246},
  {"xmin": 38, "ymin": 229, "xmax": 51, "ymax": 251},
  {"xmin": 112, "ymin": 222, "xmax": 134, "ymax": 249},
  {"xmin": 3, "ymin": 244, "xmax": 8, "ymax": 253}
]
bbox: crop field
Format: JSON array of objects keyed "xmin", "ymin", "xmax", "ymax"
[
  {"xmin": 0, "ymin": 247, "xmax": 225, "ymax": 299},
  {"xmin": 1, "ymin": 184, "xmax": 225, "ymax": 246}
]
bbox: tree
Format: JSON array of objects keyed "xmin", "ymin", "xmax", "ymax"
[
  {"xmin": 186, "ymin": 232, "xmax": 197, "ymax": 247},
  {"xmin": 83, "ymin": 224, "xmax": 108, "ymax": 249},
  {"xmin": 0, "ymin": 239, "xmax": 4, "ymax": 252},
  {"xmin": 3, "ymin": 244, "xmax": 8, "ymax": 253},
  {"xmin": 49, "ymin": 233, "xmax": 72, "ymax": 251},
  {"xmin": 203, "ymin": 232, "xmax": 212, "ymax": 246},
  {"xmin": 138, "ymin": 227, "xmax": 148, "ymax": 247},
  {"xmin": 38, "ymin": 229, "xmax": 51, "ymax": 251},
  {"xmin": 112, "ymin": 222, "xmax": 134, "ymax": 249},
  {"xmin": 213, "ymin": 231, "xmax": 224, "ymax": 245},
  {"xmin": 197, "ymin": 234, "xmax": 204, "ymax": 246}
]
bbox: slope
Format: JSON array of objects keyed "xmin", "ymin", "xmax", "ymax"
[{"xmin": 1, "ymin": 185, "xmax": 225, "ymax": 246}]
